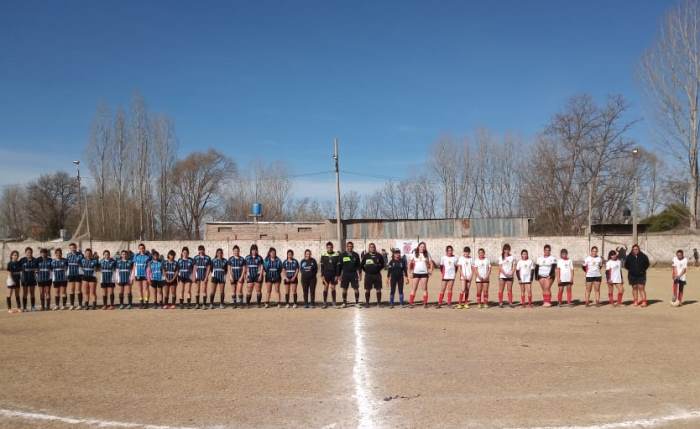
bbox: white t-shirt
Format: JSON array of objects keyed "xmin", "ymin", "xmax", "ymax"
[
  {"xmin": 473, "ymin": 257, "xmax": 491, "ymax": 281},
  {"xmin": 409, "ymin": 253, "xmax": 429, "ymax": 275},
  {"xmin": 557, "ymin": 258, "xmax": 574, "ymax": 283},
  {"xmin": 498, "ymin": 255, "xmax": 515, "ymax": 279},
  {"xmin": 583, "ymin": 256, "xmax": 603, "ymax": 278},
  {"xmin": 516, "ymin": 259, "xmax": 534, "ymax": 283},
  {"xmin": 537, "ymin": 255, "xmax": 557, "ymax": 278},
  {"xmin": 605, "ymin": 259, "xmax": 622, "ymax": 284},
  {"xmin": 457, "ymin": 255, "xmax": 473, "ymax": 280},
  {"xmin": 440, "ymin": 255, "xmax": 458, "ymax": 280},
  {"xmin": 672, "ymin": 256, "xmax": 688, "ymax": 282}
]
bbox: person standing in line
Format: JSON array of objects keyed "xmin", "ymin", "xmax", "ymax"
[
  {"xmin": 338, "ymin": 241, "xmax": 362, "ymax": 308},
  {"xmin": 80, "ymin": 248, "xmax": 99, "ymax": 310},
  {"xmin": 177, "ymin": 247, "xmax": 195, "ymax": 309},
  {"xmin": 583, "ymin": 246, "xmax": 604, "ymax": 306},
  {"xmin": 556, "ymin": 248, "xmax": 574, "ymax": 307},
  {"xmin": 516, "ymin": 249, "xmax": 534, "ymax": 308},
  {"xmin": 473, "ymin": 248, "xmax": 491, "ymax": 309},
  {"xmin": 19, "ymin": 247, "xmax": 39, "ymax": 312},
  {"xmin": 497, "ymin": 244, "xmax": 515, "ymax": 308},
  {"xmin": 209, "ymin": 248, "xmax": 228, "ymax": 309},
  {"xmin": 282, "ymin": 250, "xmax": 300, "ymax": 308},
  {"xmin": 299, "ymin": 249, "xmax": 318, "ymax": 308},
  {"xmin": 671, "ymin": 249, "xmax": 688, "ymax": 307},
  {"xmin": 263, "ymin": 247, "xmax": 283, "ymax": 308},
  {"xmin": 408, "ymin": 242, "xmax": 433, "ymax": 308},
  {"xmin": 244, "ymin": 244, "xmax": 264, "ymax": 308},
  {"xmin": 535, "ymin": 244, "xmax": 557, "ymax": 307},
  {"xmin": 163, "ymin": 251, "xmax": 179, "ymax": 309},
  {"xmin": 320, "ymin": 242, "xmax": 340, "ymax": 308},
  {"xmin": 36, "ymin": 248, "xmax": 53, "ymax": 311},
  {"xmin": 65, "ymin": 243, "xmax": 83, "ymax": 310},
  {"xmin": 6, "ymin": 250, "xmax": 22, "ymax": 313},
  {"xmin": 192, "ymin": 245, "xmax": 212, "ymax": 309},
  {"xmin": 51, "ymin": 249, "xmax": 68, "ymax": 310},
  {"xmin": 116, "ymin": 250, "xmax": 134, "ymax": 309},
  {"xmin": 624, "ymin": 244, "xmax": 650, "ymax": 307},
  {"xmin": 360, "ymin": 243, "xmax": 385, "ymax": 308},
  {"xmin": 456, "ymin": 247, "xmax": 474, "ymax": 309},
  {"xmin": 148, "ymin": 250, "xmax": 165, "ymax": 309},
  {"xmin": 386, "ymin": 249, "xmax": 408, "ymax": 308},
  {"xmin": 605, "ymin": 250, "xmax": 624, "ymax": 307},
  {"xmin": 132, "ymin": 244, "xmax": 151, "ymax": 309},
  {"xmin": 99, "ymin": 250, "xmax": 116, "ymax": 310},
  {"xmin": 438, "ymin": 245, "xmax": 458, "ymax": 309},
  {"xmin": 227, "ymin": 245, "xmax": 246, "ymax": 307}
]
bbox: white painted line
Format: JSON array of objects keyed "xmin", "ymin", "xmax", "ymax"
[
  {"xmin": 0, "ymin": 408, "xmax": 199, "ymax": 429},
  {"xmin": 353, "ymin": 308, "xmax": 380, "ymax": 429},
  {"xmin": 512, "ymin": 409, "xmax": 700, "ymax": 429}
]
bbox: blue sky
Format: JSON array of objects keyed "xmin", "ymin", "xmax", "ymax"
[{"xmin": 0, "ymin": 0, "xmax": 674, "ymax": 198}]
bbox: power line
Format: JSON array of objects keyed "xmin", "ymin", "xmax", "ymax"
[{"xmin": 340, "ymin": 170, "xmax": 401, "ymax": 181}]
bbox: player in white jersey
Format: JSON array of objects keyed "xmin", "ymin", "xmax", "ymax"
[
  {"xmin": 456, "ymin": 247, "xmax": 473, "ymax": 309},
  {"xmin": 671, "ymin": 249, "xmax": 688, "ymax": 307},
  {"xmin": 497, "ymin": 243, "xmax": 515, "ymax": 308},
  {"xmin": 516, "ymin": 249, "xmax": 534, "ymax": 307},
  {"xmin": 437, "ymin": 245, "xmax": 458, "ymax": 308},
  {"xmin": 472, "ymin": 248, "xmax": 491, "ymax": 308},
  {"xmin": 556, "ymin": 249, "xmax": 574, "ymax": 306},
  {"xmin": 605, "ymin": 250, "xmax": 624, "ymax": 307},
  {"xmin": 408, "ymin": 242, "xmax": 433, "ymax": 308},
  {"xmin": 582, "ymin": 246, "xmax": 604, "ymax": 306},
  {"xmin": 535, "ymin": 244, "xmax": 556, "ymax": 307}
]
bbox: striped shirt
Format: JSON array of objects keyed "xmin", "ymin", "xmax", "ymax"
[
  {"xmin": 51, "ymin": 258, "xmax": 68, "ymax": 282},
  {"xmin": 116, "ymin": 259, "xmax": 133, "ymax": 284},
  {"xmin": 163, "ymin": 260, "xmax": 178, "ymax": 283},
  {"xmin": 211, "ymin": 257, "xmax": 228, "ymax": 283},
  {"xmin": 149, "ymin": 259, "xmax": 164, "ymax": 282},
  {"xmin": 20, "ymin": 257, "xmax": 39, "ymax": 284},
  {"xmin": 80, "ymin": 257, "xmax": 98, "ymax": 278},
  {"xmin": 245, "ymin": 255, "xmax": 263, "ymax": 282},
  {"xmin": 133, "ymin": 253, "xmax": 151, "ymax": 278},
  {"xmin": 66, "ymin": 251, "xmax": 83, "ymax": 277},
  {"xmin": 193, "ymin": 254, "xmax": 211, "ymax": 281},
  {"xmin": 282, "ymin": 258, "xmax": 299, "ymax": 280},
  {"xmin": 37, "ymin": 257, "xmax": 53, "ymax": 283},
  {"xmin": 99, "ymin": 258, "xmax": 116, "ymax": 284},
  {"xmin": 264, "ymin": 257, "xmax": 283, "ymax": 282},
  {"xmin": 227, "ymin": 256, "xmax": 246, "ymax": 281},
  {"xmin": 177, "ymin": 258, "xmax": 194, "ymax": 281}
]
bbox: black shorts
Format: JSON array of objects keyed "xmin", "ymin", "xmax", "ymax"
[
  {"xmin": 559, "ymin": 282, "xmax": 572, "ymax": 287},
  {"xmin": 283, "ymin": 278, "xmax": 298, "ymax": 284},
  {"xmin": 179, "ymin": 277, "xmax": 192, "ymax": 284},
  {"xmin": 475, "ymin": 280, "xmax": 489, "ymax": 284},
  {"xmin": 364, "ymin": 274, "xmax": 382, "ymax": 290},
  {"xmin": 68, "ymin": 275, "xmax": 81, "ymax": 283},
  {"xmin": 586, "ymin": 276, "xmax": 602, "ymax": 283},
  {"xmin": 22, "ymin": 279, "xmax": 37, "ymax": 287},
  {"xmin": 674, "ymin": 279, "xmax": 687, "ymax": 287},
  {"xmin": 8, "ymin": 274, "xmax": 21, "ymax": 288},
  {"xmin": 82, "ymin": 276, "xmax": 97, "ymax": 283},
  {"xmin": 265, "ymin": 277, "xmax": 281, "ymax": 284},
  {"xmin": 341, "ymin": 276, "xmax": 359, "ymax": 289},
  {"xmin": 117, "ymin": 282, "xmax": 130, "ymax": 287},
  {"xmin": 412, "ymin": 273, "xmax": 429, "ymax": 279},
  {"xmin": 101, "ymin": 282, "xmax": 115, "ymax": 288},
  {"xmin": 151, "ymin": 280, "xmax": 164, "ymax": 288},
  {"xmin": 629, "ymin": 276, "xmax": 647, "ymax": 286},
  {"xmin": 53, "ymin": 281, "xmax": 67, "ymax": 288},
  {"xmin": 165, "ymin": 281, "xmax": 177, "ymax": 287},
  {"xmin": 231, "ymin": 276, "xmax": 242, "ymax": 284},
  {"xmin": 211, "ymin": 278, "xmax": 226, "ymax": 284},
  {"xmin": 134, "ymin": 276, "xmax": 147, "ymax": 282},
  {"xmin": 322, "ymin": 273, "xmax": 337, "ymax": 284},
  {"xmin": 38, "ymin": 281, "xmax": 52, "ymax": 287}
]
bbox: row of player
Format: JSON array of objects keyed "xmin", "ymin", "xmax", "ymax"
[{"xmin": 3, "ymin": 240, "xmax": 689, "ymax": 313}]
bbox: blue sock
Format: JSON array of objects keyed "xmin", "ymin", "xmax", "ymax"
[
  {"xmin": 399, "ymin": 294, "xmax": 404, "ymax": 305},
  {"xmin": 390, "ymin": 295, "xmax": 394, "ymax": 305}
]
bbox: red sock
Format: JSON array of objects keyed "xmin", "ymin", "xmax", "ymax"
[
  {"xmin": 557, "ymin": 290, "xmax": 563, "ymax": 304},
  {"xmin": 672, "ymin": 284, "xmax": 678, "ymax": 300},
  {"xmin": 459, "ymin": 292, "xmax": 465, "ymax": 304},
  {"xmin": 447, "ymin": 292, "xmax": 452, "ymax": 305},
  {"xmin": 544, "ymin": 293, "xmax": 551, "ymax": 304},
  {"xmin": 498, "ymin": 291, "xmax": 503, "ymax": 304},
  {"xmin": 483, "ymin": 292, "xmax": 489, "ymax": 304},
  {"xmin": 520, "ymin": 294, "xmax": 525, "ymax": 305},
  {"xmin": 422, "ymin": 293, "xmax": 428, "ymax": 305},
  {"xmin": 566, "ymin": 288, "xmax": 572, "ymax": 304},
  {"xmin": 476, "ymin": 294, "xmax": 481, "ymax": 304},
  {"xmin": 507, "ymin": 290, "xmax": 513, "ymax": 304},
  {"xmin": 617, "ymin": 292, "xmax": 623, "ymax": 305},
  {"xmin": 528, "ymin": 294, "xmax": 533, "ymax": 305},
  {"xmin": 409, "ymin": 294, "xmax": 415, "ymax": 305},
  {"xmin": 438, "ymin": 292, "xmax": 444, "ymax": 305},
  {"xmin": 608, "ymin": 292, "xmax": 614, "ymax": 304}
]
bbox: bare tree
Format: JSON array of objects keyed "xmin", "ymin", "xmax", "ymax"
[
  {"xmin": 85, "ymin": 102, "xmax": 112, "ymax": 237},
  {"xmin": 152, "ymin": 114, "xmax": 178, "ymax": 238},
  {"xmin": 25, "ymin": 172, "xmax": 78, "ymax": 240},
  {"xmin": 0, "ymin": 185, "xmax": 27, "ymax": 238},
  {"xmin": 129, "ymin": 92, "xmax": 151, "ymax": 240},
  {"xmin": 342, "ymin": 190, "xmax": 361, "ymax": 219},
  {"xmin": 640, "ymin": 0, "xmax": 700, "ymax": 230},
  {"xmin": 111, "ymin": 107, "xmax": 130, "ymax": 238}
]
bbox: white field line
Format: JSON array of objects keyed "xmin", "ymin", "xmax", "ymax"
[
  {"xmin": 512, "ymin": 409, "xmax": 700, "ymax": 429},
  {"xmin": 353, "ymin": 308, "xmax": 380, "ymax": 429},
  {"xmin": 0, "ymin": 408, "xmax": 199, "ymax": 429}
]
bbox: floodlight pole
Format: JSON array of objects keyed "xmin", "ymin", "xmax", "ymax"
[
  {"xmin": 333, "ymin": 138, "xmax": 343, "ymax": 247},
  {"xmin": 632, "ymin": 148, "xmax": 639, "ymax": 245}
]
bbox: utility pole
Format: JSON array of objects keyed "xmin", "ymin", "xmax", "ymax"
[
  {"xmin": 632, "ymin": 148, "xmax": 639, "ymax": 245},
  {"xmin": 587, "ymin": 181, "xmax": 593, "ymax": 249},
  {"xmin": 333, "ymin": 138, "xmax": 343, "ymax": 247}
]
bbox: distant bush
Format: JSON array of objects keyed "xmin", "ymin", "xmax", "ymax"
[{"xmin": 643, "ymin": 204, "xmax": 689, "ymax": 232}]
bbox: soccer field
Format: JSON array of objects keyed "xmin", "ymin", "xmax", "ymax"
[{"xmin": 1, "ymin": 268, "xmax": 699, "ymax": 429}]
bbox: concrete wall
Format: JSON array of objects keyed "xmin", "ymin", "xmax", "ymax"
[
  {"xmin": 205, "ymin": 222, "xmax": 326, "ymax": 241},
  {"xmin": 3, "ymin": 234, "xmax": 698, "ymax": 265}
]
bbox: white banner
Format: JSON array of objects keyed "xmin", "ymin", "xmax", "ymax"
[{"xmin": 395, "ymin": 240, "xmax": 418, "ymax": 256}]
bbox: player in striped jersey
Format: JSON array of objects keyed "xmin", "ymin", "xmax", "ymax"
[
  {"xmin": 228, "ymin": 245, "xmax": 246, "ymax": 307},
  {"xmin": 80, "ymin": 248, "xmax": 99, "ymax": 310},
  {"xmin": 99, "ymin": 250, "xmax": 116, "ymax": 310},
  {"xmin": 6, "ymin": 250, "xmax": 22, "ymax": 313},
  {"xmin": 209, "ymin": 248, "xmax": 228, "ymax": 309},
  {"xmin": 132, "ymin": 244, "xmax": 151, "ymax": 309},
  {"xmin": 245, "ymin": 245, "xmax": 264, "ymax": 307},
  {"xmin": 116, "ymin": 250, "xmax": 134, "ymax": 309},
  {"xmin": 282, "ymin": 250, "xmax": 300, "ymax": 308},
  {"xmin": 148, "ymin": 250, "xmax": 165, "ymax": 309},
  {"xmin": 263, "ymin": 247, "xmax": 283, "ymax": 308},
  {"xmin": 19, "ymin": 247, "xmax": 39, "ymax": 311},
  {"xmin": 177, "ymin": 247, "xmax": 195, "ymax": 309},
  {"xmin": 66, "ymin": 243, "xmax": 83, "ymax": 310},
  {"xmin": 193, "ymin": 245, "xmax": 211, "ymax": 309},
  {"xmin": 163, "ymin": 251, "xmax": 178, "ymax": 309},
  {"xmin": 51, "ymin": 249, "xmax": 68, "ymax": 310},
  {"xmin": 36, "ymin": 248, "xmax": 52, "ymax": 311}
]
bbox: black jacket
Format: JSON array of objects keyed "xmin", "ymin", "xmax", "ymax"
[
  {"xmin": 361, "ymin": 252, "xmax": 385, "ymax": 275},
  {"xmin": 624, "ymin": 252, "xmax": 649, "ymax": 277},
  {"xmin": 338, "ymin": 251, "xmax": 361, "ymax": 278}
]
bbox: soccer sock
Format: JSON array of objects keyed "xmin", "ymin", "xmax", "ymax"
[
  {"xmin": 128, "ymin": 293, "xmax": 133, "ymax": 305},
  {"xmin": 238, "ymin": 294, "xmax": 244, "ymax": 304},
  {"xmin": 390, "ymin": 293, "xmax": 394, "ymax": 305},
  {"xmin": 285, "ymin": 293, "xmax": 290, "ymax": 304},
  {"xmin": 55, "ymin": 296, "xmax": 60, "ymax": 307},
  {"xmin": 608, "ymin": 291, "xmax": 614, "ymax": 303},
  {"xmin": 69, "ymin": 293, "xmax": 75, "ymax": 306},
  {"xmin": 438, "ymin": 292, "xmax": 444, "ymax": 305},
  {"xmin": 459, "ymin": 292, "xmax": 465, "ymax": 304},
  {"xmin": 110, "ymin": 294, "xmax": 115, "ymax": 305},
  {"xmin": 566, "ymin": 288, "xmax": 572, "ymax": 304},
  {"xmin": 365, "ymin": 290, "xmax": 371, "ymax": 304},
  {"xmin": 679, "ymin": 284, "xmax": 685, "ymax": 302},
  {"xmin": 203, "ymin": 295, "xmax": 208, "ymax": 305},
  {"xmin": 78, "ymin": 292, "xmax": 83, "ymax": 306},
  {"xmin": 187, "ymin": 297, "xmax": 191, "ymax": 304},
  {"xmin": 323, "ymin": 290, "xmax": 328, "ymax": 303},
  {"xmin": 447, "ymin": 291, "xmax": 452, "ymax": 304},
  {"xmin": 246, "ymin": 294, "xmax": 251, "ymax": 305},
  {"xmin": 310, "ymin": 284, "xmax": 316, "ymax": 304},
  {"xmin": 483, "ymin": 291, "xmax": 489, "ymax": 304},
  {"xmin": 520, "ymin": 293, "xmax": 525, "ymax": 305},
  {"xmin": 103, "ymin": 294, "xmax": 108, "ymax": 306},
  {"xmin": 119, "ymin": 294, "xmax": 124, "ymax": 305},
  {"xmin": 507, "ymin": 290, "xmax": 513, "ymax": 305},
  {"xmin": 409, "ymin": 293, "xmax": 415, "ymax": 305},
  {"xmin": 354, "ymin": 289, "xmax": 360, "ymax": 304},
  {"xmin": 293, "ymin": 293, "xmax": 297, "ymax": 304},
  {"xmin": 399, "ymin": 293, "xmax": 404, "ymax": 305},
  {"xmin": 331, "ymin": 289, "xmax": 336, "ymax": 304},
  {"xmin": 617, "ymin": 291, "xmax": 623, "ymax": 304},
  {"xmin": 376, "ymin": 291, "xmax": 381, "ymax": 305},
  {"xmin": 6, "ymin": 297, "xmax": 10, "ymax": 309},
  {"xmin": 30, "ymin": 294, "xmax": 35, "ymax": 308},
  {"xmin": 557, "ymin": 289, "xmax": 563, "ymax": 305},
  {"xmin": 342, "ymin": 290, "xmax": 348, "ymax": 304},
  {"xmin": 476, "ymin": 293, "xmax": 481, "ymax": 305},
  {"xmin": 196, "ymin": 296, "xmax": 200, "ymax": 305},
  {"xmin": 62, "ymin": 295, "xmax": 67, "ymax": 306},
  {"xmin": 220, "ymin": 292, "xmax": 225, "ymax": 305},
  {"xmin": 422, "ymin": 292, "xmax": 428, "ymax": 305},
  {"xmin": 256, "ymin": 292, "xmax": 262, "ymax": 304}
]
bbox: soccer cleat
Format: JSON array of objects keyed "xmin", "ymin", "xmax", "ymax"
[
  {"xmin": 464, "ymin": 303, "xmax": 469, "ymax": 309},
  {"xmin": 304, "ymin": 303, "xmax": 310, "ymax": 309},
  {"xmin": 208, "ymin": 304, "xmax": 214, "ymax": 310},
  {"xmin": 264, "ymin": 303, "xmax": 270, "ymax": 309},
  {"xmin": 119, "ymin": 304, "xmax": 125, "ymax": 310},
  {"xmin": 322, "ymin": 303, "xmax": 328, "ymax": 309},
  {"xmin": 342, "ymin": 303, "xmax": 347, "ymax": 308},
  {"xmin": 293, "ymin": 303, "xmax": 298, "ymax": 309},
  {"xmin": 436, "ymin": 303, "xmax": 441, "ymax": 309},
  {"xmin": 126, "ymin": 304, "xmax": 132, "ymax": 310},
  {"xmin": 219, "ymin": 304, "xmax": 224, "ymax": 310}
]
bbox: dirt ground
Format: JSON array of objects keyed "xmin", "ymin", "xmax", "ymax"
[{"xmin": 1, "ymin": 267, "xmax": 699, "ymax": 429}]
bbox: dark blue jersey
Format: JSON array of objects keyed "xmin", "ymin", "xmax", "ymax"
[
  {"xmin": 115, "ymin": 259, "xmax": 133, "ymax": 284},
  {"xmin": 66, "ymin": 251, "xmax": 83, "ymax": 277},
  {"xmin": 149, "ymin": 259, "xmax": 164, "ymax": 281},
  {"xmin": 264, "ymin": 257, "xmax": 283, "ymax": 282},
  {"xmin": 211, "ymin": 257, "xmax": 228, "ymax": 282},
  {"xmin": 245, "ymin": 255, "xmax": 263, "ymax": 282},
  {"xmin": 300, "ymin": 258, "xmax": 318, "ymax": 278},
  {"xmin": 36, "ymin": 257, "xmax": 53, "ymax": 283},
  {"xmin": 227, "ymin": 256, "xmax": 246, "ymax": 281},
  {"xmin": 80, "ymin": 257, "xmax": 98, "ymax": 278},
  {"xmin": 19, "ymin": 257, "xmax": 39, "ymax": 284},
  {"xmin": 193, "ymin": 254, "xmax": 211, "ymax": 281},
  {"xmin": 99, "ymin": 258, "xmax": 116, "ymax": 284},
  {"xmin": 177, "ymin": 258, "xmax": 194, "ymax": 281},
  {"xmin": 133, "ymin": 253, "xmax": 151, "ymax": 278},
  {"xmin": 51, "ymin": 258, "xmax": 68, "ymax": 282},
  {"xmin": 7, "ymin": 260, "xmax": 22, "ymax": 277},
  {"xmin": 282, "ymin": 258, "xmax": 299, "ymax": 279},
  {"xmin": 163, "ymin": 260, "xmax": 178, "ymax": 282}
]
